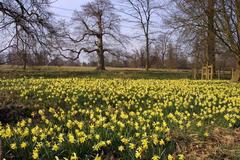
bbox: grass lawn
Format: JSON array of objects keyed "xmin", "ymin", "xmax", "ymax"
[{"xmin": 0, "ymin": 65, "xmax": 193, "ymax": 79}]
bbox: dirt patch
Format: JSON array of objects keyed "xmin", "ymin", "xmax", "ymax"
[
  {"xmin": 0, "ymin": 104, "xmax": 33, "ymax": 124},
  {"xmin": 172, "ymin": 127, "xmax": 240, "ymax": 160}
]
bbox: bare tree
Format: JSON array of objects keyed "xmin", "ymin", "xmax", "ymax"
[
  {"xmin": 133, "ymin": 47, "xmax": 145, "ymax": 68},
  {"xmin": 167, "ymin": 0, "xmax": 216, "ymax": 69},
  {"xmin": 214, "ymin": 0, "xmax": 240, "ymax": 81},
  {"xmin": 0, "ymin": 0, "xmax": 56, "ymax": 67},
  {"xmin": 122, "ymin": 0, "xmax": 163, "ymax": 71},
  {"xmin": 57, "ymin": 0, "xmax": 124, "ymax": 70},
  {"xmin": 168, "ymin": 0, "xmax": 240, "ymax": 81},
  {"xmin": 153, "ymin": 33, "xmax": 171, "ymax": 68}
]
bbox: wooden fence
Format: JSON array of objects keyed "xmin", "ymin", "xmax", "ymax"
[{"xmin": 192, "ymin": 66, "xmax": 234, "ymax": 80}]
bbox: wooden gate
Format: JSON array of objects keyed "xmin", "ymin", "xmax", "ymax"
[{"xmin": 201, "ymin": 65, "xmax": 213, "ymax": 80}]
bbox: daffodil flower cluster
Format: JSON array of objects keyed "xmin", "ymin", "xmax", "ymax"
[{"xmin": 0, "ymin": 78, "xmax": 239, "ymax": 159}]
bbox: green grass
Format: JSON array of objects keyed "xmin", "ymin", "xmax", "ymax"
[{"xmin": 0, "ymin": 65, "xmax": 193, "ymax": 79}]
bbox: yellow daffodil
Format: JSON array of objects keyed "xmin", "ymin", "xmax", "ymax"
[
  {"xmin": 20, "ymin": 142, "xmax": 27, "ymax": 149},
  {"xmin": 10, "ymin": 143, "xmax": 17, "ymax": 150}
]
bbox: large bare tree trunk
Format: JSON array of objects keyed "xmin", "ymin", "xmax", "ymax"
[
  {"xmin": 96, "ymin": 38, "xmax": 105, "ymax": 70},
  {"xmin": 23, "ymin": 52, "xmax": 27, "ymax": 70},
  {"xmin": 161, "ymin": 53, "xmax": 165, "ymax": 68},
  {"xmin": 140, "ymin": 51, "xmax": 144, "ymax": 68},
  {"xmin": 96, "ymin": 15, "xmax": 105, "ymax": 71},
  {"xmin": 97, "ymin": 52, "xmax": 105, "ymax": 70},
  {"xmin": 23, "ymin": 61, "xmax": 27, "ymax": 70},
  {"xmin": 207, "ymin": 0, "xmax": 216, "ymax": 70},
  {"xmin": 96, "ymin": 35, "xmax": 105, "ymax": 70},
  {"xmin": 145, "ymin": 37, "xmax": 150, "ymax": 71},
  {"xmin": 232, "ymin": 59, "xmax": 240, "ymax": 82},
  {"xmin": 233, "ymin": 0, "xmax": 240, "ymax": 81}
]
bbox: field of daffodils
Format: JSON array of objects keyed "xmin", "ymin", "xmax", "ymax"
[{"xmin": 0, "ymin": 78, "xmax": 240, "ymax": 159}]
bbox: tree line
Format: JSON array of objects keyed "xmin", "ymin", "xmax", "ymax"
[{"xmin": 0, "ymin": 0, "xmax": 239, "ymax": 80}]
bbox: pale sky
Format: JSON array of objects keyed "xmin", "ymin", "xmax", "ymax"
[
  {"xmin": 50, "ymin": 0, "xmax": 136, "ymax": 34},
  {"xmin": 50, "ymin": 0, "xmax": 166, "ymax": 62}
]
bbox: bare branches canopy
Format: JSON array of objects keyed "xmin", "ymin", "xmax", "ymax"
[
  {"xmin": 58, "ymin": 0, "xmax": 123, "ymax": 70},
  {"xmin": 0, "ymin": 0, "xmax": 56, "ymax": 67},
  {"xmin": 123, "ymin": 0, "xmax": 163, "ymax": 71},
  {"xmin": 0, "ymin": 0, "xmax": 239, "ymax": 80}
]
